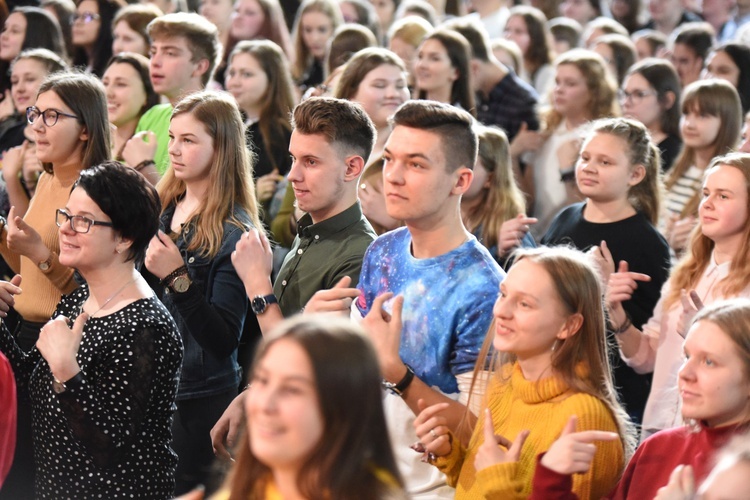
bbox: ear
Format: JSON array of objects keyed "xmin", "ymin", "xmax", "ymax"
[
  {"xmin": 451, "ymin": 166, "xmax": 474, "ymax": 195},
  {"xmin": 343, "ymin": 154, "xmax": 365, "ymax": 182},
  {"xmin": 628, "ymin": 164, "xmax": 646, "ymax": 186},
  {"xmin": 557, "ymin": 312, "xmax": 583, "ymax": 340},
  {"xmin": 451, "ymin": 66, "xmax": 460, "ymax": 82},
  {"xmin": 79, "ymin": 126, "xmax": 89, "ymax": 142},
  {"xmin": 469, "ymin": 59, "xmax": 482, "ymax": 83},
  {"xmin": 115, "ymin": 235, "xmax": 134, "ymax": 256},
  {"xmin": 663, "ymin": 90, "xmax": 676, "ymax": 111},
  {"xmin": 192, "ymin": 58, "xmax": 210, "ymax": 79}
]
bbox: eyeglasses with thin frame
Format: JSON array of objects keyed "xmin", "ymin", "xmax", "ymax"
[
  {"xmin": 71, "ymin": 11, "xmax": 101, "ymax": 24},
  {"xmin": 617, "ymin": 89, "xmax": 657, "ymax": 104},
  {"xmin": 26, "ymin": 106, "xmax": 79, "ymax": 127},
  {"xmin": 56, "ymin": 209, "xmax": 114, "ymax": 234}
]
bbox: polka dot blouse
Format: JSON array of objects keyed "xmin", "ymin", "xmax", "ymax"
[{"xmin": 0, "ymin": 285, "xmax": 184, "ymax": 499}]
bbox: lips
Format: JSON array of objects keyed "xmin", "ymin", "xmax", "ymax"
[{"xmin": 495, "ymin": 322, "xmax": 513, "ymax": 336}]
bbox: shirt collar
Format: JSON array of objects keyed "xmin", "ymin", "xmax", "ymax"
[{"xmin": 298, "ymin": 202, "xmax": 364, "ymax": 240}]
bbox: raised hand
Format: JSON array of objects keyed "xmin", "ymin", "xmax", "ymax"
[
  {"xmin": 255, "ymin": 169, "xmax": 283, "ymax": 203},
  {"xmin": 586, "ymin": 240, "xmax": 615, "ymax": 289},
  {"xmin": 413, "ymin": 398, "xmax": 452, "ymax": 457},
  {"xmin": 304, "ymin": 276, "xmax": 360, "ymax": 315},
  {"xmin": 606, "ymin": 260, "xmax": 651, "ymax": 327},
  {"xmin": 37, "ymin": 313, "xmax": 88, "ymax": 382},
  {"xmin": 676, "ymin": 289, "xmax": 704, "ymax": 339},
  {"xmin": 361, "ymin": 292, "xmax": 405, "ymax": 381},
  {"xmin": 231, "ymin": 228, "xmax": 274, "ymax": 296},
  {"xmin": 474, "ymin": 408, "xmax": 529, "ymax": 472},
  {"xmin": 665, "ymin": 215, "xmax": 697, "ymax": 254},
  {"xmin": 0, "ymin": 275, "xmax": 22, "ymax": 318},
  {"xmin": 6, "ymin": 205, "xmax": 47, "ymax": 262},
  {"xmin": 144, "ymin": 230, "xmax": 184, "ymax": 280},
  {"xmin": 540, "ymin": 415, "xmax": 618, "ymax": 475},
  {"xmin": 654, "ymin": 464, "xmax": 695, "ymax": 500},
  {"xmin": 121, "ymin": 130, "xmax": 158, "ymax": 168},
  {"xmin": 499, "ymin": 214, "xmax": 538, "ymax": 257}
]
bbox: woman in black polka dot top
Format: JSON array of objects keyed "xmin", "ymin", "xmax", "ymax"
[{"xmin": 0, "ymin": 162, "xmax": 183, "ymax": 499}]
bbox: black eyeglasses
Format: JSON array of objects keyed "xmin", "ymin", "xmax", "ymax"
[
  {"xmin": 27, "ymin": 107, "xmax": 79, "ymax": 127},
  {"xmin": 71, "ymin": 11, "xmax": 101, "ymax": 24},
  {"xmin": 56, "ymin": 209, "xmax": 114, "ymax": 234},
  {"xmin": 617, "ymin": 89, "xmax": 657, "ymax": 104}
]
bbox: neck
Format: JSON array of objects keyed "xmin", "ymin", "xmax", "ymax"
[
  {"xmin": 460, "ymin": 194, "xmax": 483, "ymax": 228},
  {"xmin": 474, "ymin": 0, "xmax": 504, "ymax": 16},
  {"xmin": 656, "ymin": 13, "xmax": 681, "ymax": 35},
  {"xmin": 517, "ymin": 351, "xmax": 554, "ymax": 382},
  {"xmin": 113, "ymin": 120, "xmax": 138, "ymax": 156},
  {"xmin": 564, "ymin": 114, "xmax": 589, "ymax": 130},
  {"xmin": 182, "ymin": 183, "xmax": 208, "ymax": 211},
  {"xmin": 703, "ymin": 10, "xmax": 729, "ymax": 31},
  {"xmin": 712, "ymin": 234, "xmax": 742, "ymax": 265},
  {"xmin": 310, "ymin": 190, "xmax": 357, "ymax": 225},
  {"xmin": 407, "ymin": 204, "xmax": 469, "ymax": 259},
  {"xmin": 52, "ymin": 156, "xmax": 84, "ymax": 183},
  {"xmin": 82, "ymin": 265, "xmax": 139, "ymax": 304},
  {"xmin": 694, "ymin": 147, "xmax": 715, "ymax": 170},
  {"xmin": 426, "ymin": 86, "xmax": 453, "ymax": 105},
  {"xmin": 647, "ymin": 124, "xmax": 666, "ymax": 144},
  {"xmin": 272, "ymin": 468, "xmax": 305, "ymax": 500},
  {"xmin": 167, "ymin": 83, "xmax": 202, "ymax": 106},
  {"xmin": 582, "ymin": 198, "xmax": 636, "ymax": 223},
  {"xmin": 479, "ymin": 62, "xmax": 508, "ymax": 96},
  {"xmin": 243, "ymin": 106, "xmax": 261, "ymax": 124}
]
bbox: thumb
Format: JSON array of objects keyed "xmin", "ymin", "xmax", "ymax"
[
  {"xmin": 72, "ymin": 313, "xmax": 89, "ymax": 336},
  {"xmin": 8, "ymin": 205, "xmax": 16, "ymax": 224},
  {"xmin": 509, "ymin": 429, "xmax": 530, "ymax": 460},
  {"xmin": 689, "ymin": 290, "xmax": 704, "ymax": 311},
  {"xmin": 561, "ymin": 415, "xmax": 577, "ymax": 436},
  {"xmin": 681, "ymin": 464, "xmax": 695, "ymax": 493},
  {"xmin": 617, "ymin": 260, "xmax": 629, "ymax": 273},
  {"xmin": 417, "ymin": 398, "xmax": 427, "ymax": 412},
  {"xmin": 680, "ymin": 289, "xmax": 692, "ymax": 310},
  {"xmin": 10, "ymin": 274, "xmax": 22, "ymax": 288},
  {"xmin": 333, "ymin": 276, "xmax": 353, "ymax": 289},
  {"xmin": 391, "ymin": 295, "xmax": 404, "ymax": 326}
]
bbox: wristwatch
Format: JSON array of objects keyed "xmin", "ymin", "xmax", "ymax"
[
  {"xmin": 168, "ymin": 273, "xmax": 191, "ymax": 293},
  {"xmin": 38, "ymin": 254, "xmax": 53, "ymax": 271},
  {"xmin": 382, "ymin": 364, "xmax": 415, "ymax": 397},
  {"xmin": 251, "ymin": 294, "xmax": 278, "ymax": 315},
  {"xmin": 52, "ymin": 372, "xmax": 82, "ymax": 394}
]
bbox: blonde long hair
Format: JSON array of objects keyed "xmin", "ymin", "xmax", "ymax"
[
  {"xmin": 157, "ymin": 91, "xmax": 262, "ymax": 258},
  {"xmin": 463, "ymin": 247, "xmax": 636, "ymax": 457},
  {"xmin": 462, "ymin": 125, "xmax": 526, "ymax": 249},
  {"xmin": 664, "ymin": 153, "xmax": 750, "ymax": 308}
]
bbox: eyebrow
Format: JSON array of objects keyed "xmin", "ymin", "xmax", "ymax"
[{"xmin": 383, "ymin": 148, "xmax": 432, "ymax": 162}]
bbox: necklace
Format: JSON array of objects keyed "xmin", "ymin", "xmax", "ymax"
[{"xmin": 80, "ymin": 277, "xmax": 137, "ymax": 318}]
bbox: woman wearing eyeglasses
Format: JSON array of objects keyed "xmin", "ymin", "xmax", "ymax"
[
  {"xmin": 0, "ymin": 71, "xmax": 110, "ymax": 497},
  {"xmin": 71, "ymin": 0, "xmax": 119, "ymax": 77},
  {"xmin": 0, "ymin": 161, "xmax": 183, "ymax": 499},
  {"xmin": 620, "ymin": 58, "xmax": 682, "ymax": 173}
]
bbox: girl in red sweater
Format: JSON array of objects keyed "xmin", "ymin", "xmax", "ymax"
[{"xmin": 531, "ymin": 298, "xmax": 750, "ymax": 499}]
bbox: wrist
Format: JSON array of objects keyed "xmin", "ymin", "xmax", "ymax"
[
  {"xmin": 52, "ymin": 361, "xmax": 80, "ymax": 383},
  {"xmin": 33, "ymin": 247, "xmax": 52, "ymax": 269}
]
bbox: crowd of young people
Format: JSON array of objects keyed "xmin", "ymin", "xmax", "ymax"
[{"xmin": 2, "ymin": 0, "xmax": 750, "ymax": 498}]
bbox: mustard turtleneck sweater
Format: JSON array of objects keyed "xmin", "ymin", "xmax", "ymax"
[
  {"xmin": 434, "ymin": 363, "xmax": 624, "ymax": 499},
  {"xmin": 0, "ymin": 165, "xmax": 80, "ymax": 322}
]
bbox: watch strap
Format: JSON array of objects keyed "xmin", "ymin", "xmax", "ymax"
[
  {"xmin": 382, "ymin": 364, "xmax": 415, "ymax": 397},
  {"xmin": 160, "ymin": 265, "xmax": 188, "ymax": 287}
]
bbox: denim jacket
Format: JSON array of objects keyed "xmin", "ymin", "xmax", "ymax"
[{"xmin": 148, "ymin": 204, "xmax": 251, "ymax": 400}]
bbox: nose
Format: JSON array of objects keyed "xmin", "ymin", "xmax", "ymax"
[
  {"xmin": 678, "ymin": 356, "xmax": 696, "ymax": 383},
  {"xmin": 168, "ymin": 138, "xmax": 180, "ymax": 158},
  {"xmin": 58, "ymin": 215, "xmax": 76, "ymax": 236},
  {"xmin": 150, "ymin": 53, "xmax": 162, "ymax": 69},
  {"xmin": 30, "ymin": 113, "xmax": 45, "ymax": 133},
  {"xmin": 287, "ymin": 157, "xmax": 302, "ymax": 182},
  {"xmin": 492, "ymin": 294, "xmax": 510, "ymax": 319},
  {"xmin": 384, "ymin": 159, "xmax": 404, "ymax": 185}
]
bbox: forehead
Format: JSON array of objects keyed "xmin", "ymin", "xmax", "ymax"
[
  {"xmin": 557, "ymin": 63, "xmax": 584, "ymax": 79},
  {"xmin": 170, "ymin": 112, "xmax": 211, "ymax": 135},
  {"xmin": 289, "ymin": 130, "xmax": 339, "ymax": 157},
  {"xmin": 229, "ymin": 52, "xmax": 261, "ymax": 68},
  {"xmin": 420, "ymin": 38, "xmax": 448, "ymax": 54},
  {"xmin": 78, "ymin": 0, "xmax": 99, "ymax": 11},
  {"xmin": 36, "ymin": 90, "xmax": 71, "ymax": 110},
  {"xmin": 504, "ymin": 259, "xmax": 556, "ymax": 298},
  {"xmin": 685, "ymin": 320, "xmax": 737, "ymax": 355},
  {"xmin": 104, "ymin": 62, "xmax": 141, "ymax": 79},
  {"xmin": 623, "ymin": 72, "xmax": 652, "ymax": 89},
  {"xmin": 6, "ymin": 12, "xmax": 26, "ymax": 26},
  {"xmin": 386, "ymin": 125, "xmax": 445, "ymax": 162},
  {"xmin": 582, "ymin": 131, "xmax": 628, "ymax": 152},
  {"xmin": 152, "ymin": 36, "xmax": 192, "ymax": 52},
  {"xmin": 704, "ymin": 164, "xmax": 746, "ymax": 187},
  {"xmin": 67, "ymin": 186, "xmax": 106, "ymax": 216},
  {"xmin": 260, "ymin": 339, "xmax": 315, "ymax": 379},
  {"xmin": 11, "ymin": 58, "xmax": 47, "ymax": 76},
  {"xmin": 363, "ymin": 64, "xmax": 404, "ymax": 80}
]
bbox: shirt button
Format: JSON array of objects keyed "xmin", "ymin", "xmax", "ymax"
[
  {"xmin": 188, "ymin": 257, "xmax": 195, "ymax": 263},
  {"xmin": 297, "ymin": 249, "xmax": 303, "ymax": 255},
  {"xmin": 281, "ymin": 280, "xmax": 287, "ymax": 286},
  {"xmin": 314, "ymin": 235, "xmax": 319, "ymax": 240}
]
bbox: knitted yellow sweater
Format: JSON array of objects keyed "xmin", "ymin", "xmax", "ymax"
[{"xmin": 435, "ymin": 363, "xmax": 624, "ymax": 499}]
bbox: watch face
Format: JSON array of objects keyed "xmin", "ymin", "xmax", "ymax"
[
  {"xmin": 251, "ymin": 296, "xmax": 267, "ymax": 315},
  {"xmin": 52, "ymin": 379, "xmax": 66, "ymax": 394},
  {"xmin": 39, "ymin": 261, "xmax": 51, "ymax": 271},
  {"xmin": 172, "ymin": 275, "xmax": 191, "ymax": 293}
]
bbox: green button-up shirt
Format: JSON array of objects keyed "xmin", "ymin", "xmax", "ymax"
[{"xmin": 273, "ymin": 202, "xmax": 377, "ymax": 316}]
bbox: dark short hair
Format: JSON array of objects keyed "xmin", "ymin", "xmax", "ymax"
[
  {"xmin": 674, "ymin": 22, "xmax": 715, "ymax": 61},
  {"xmin": 390, "ymin": 100, "xmax": 477, "ymax": 172},
  {"xmin": 442, "ymin": 18, "xmax": 491, "ymax": 63},
  {"xmin": 292, "ymin": 96, "xmax": 376, "ymax": 162},
  {"xmin": 73, "ymin": 160, "xmax": 160, "ymax": 263}
]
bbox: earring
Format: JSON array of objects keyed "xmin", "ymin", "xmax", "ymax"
[{"xmin": 116, "ymin": 248, "xmax": 123, "ymax": 254}]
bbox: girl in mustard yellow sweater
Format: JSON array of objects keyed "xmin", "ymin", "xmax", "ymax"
[{"xmin": 414, "ymin": 247, "xmax": 635, "ymax": 499}]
